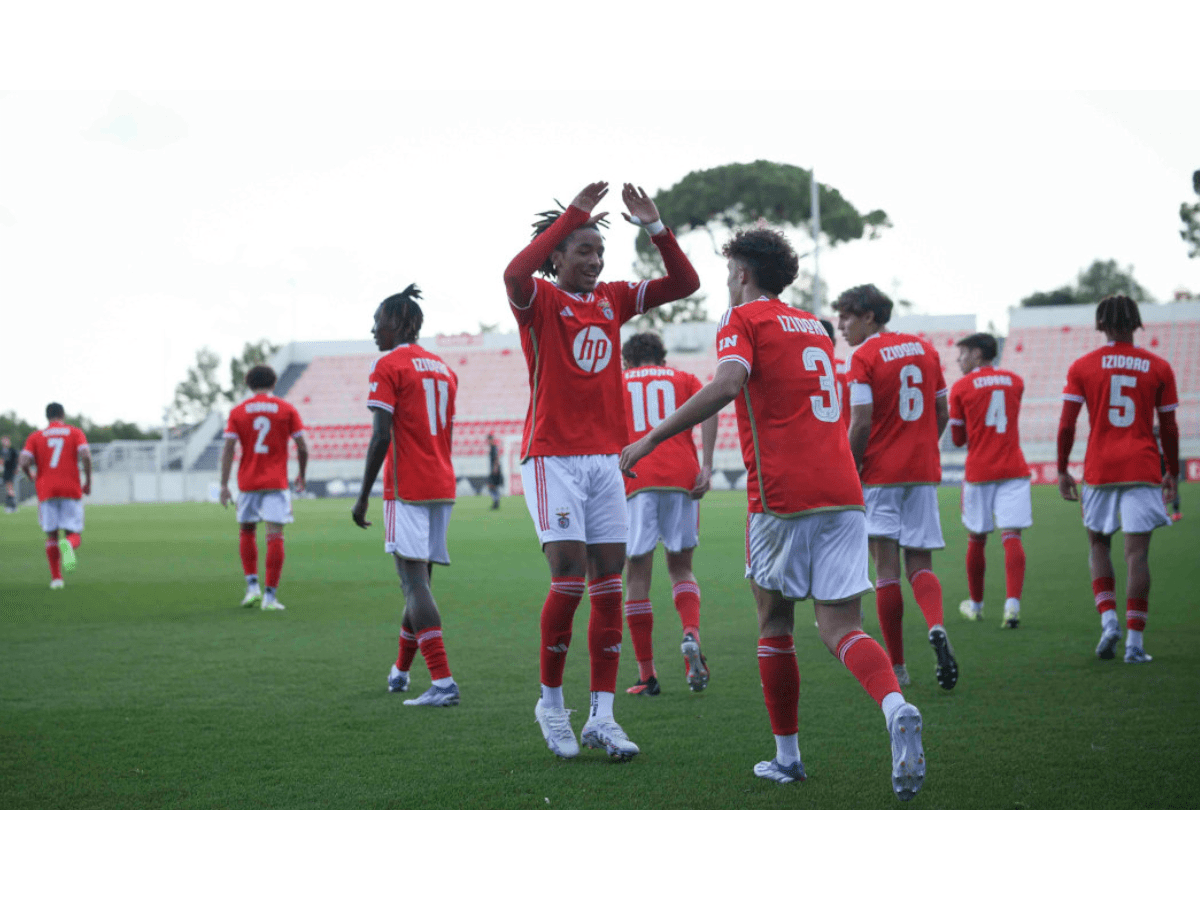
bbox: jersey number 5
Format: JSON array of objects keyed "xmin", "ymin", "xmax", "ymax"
[
  {"xmin": 626, "ymin": 379, "xmax": 678, "ymax": 432},
  {"xmin": 1108, "ymin": 375, "xmax": 1137, "ymax": 428}
]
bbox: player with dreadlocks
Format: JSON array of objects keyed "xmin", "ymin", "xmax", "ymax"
[
  {"xmin": 353, "ymin": 286, "xmax": 462, "ymax": 706},
  {"xmin": 1058, "ymin": 294, "xmax": 1180, "ymax": 663},
  {"xmin": 504, "ymin": 182, "xmax": 700, "ymax": 761}
]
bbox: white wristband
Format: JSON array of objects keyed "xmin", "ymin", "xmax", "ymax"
[{"xmin": 643, "ymin": 219, "xmax": 666, "ymax": 236}]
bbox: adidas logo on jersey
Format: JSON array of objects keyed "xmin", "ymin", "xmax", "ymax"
[{"xmin": 560, "ymin": 306, "xmax": 575, "ymax": 318}]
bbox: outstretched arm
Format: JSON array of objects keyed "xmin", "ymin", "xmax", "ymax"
[
  {"xmin": 623, "ymin": 183, "xmax": 700, "ymax": 309},
  {"xmin": 503, "ymin": 182, "xmax": 609, "ymax": 307},
  {"xmin": 352, "ymin": 408, "xmax": 393, "ymax": 529},
  {"xmin": 622, "ymin": 361, "xmax": 745, "ymax": 476}
]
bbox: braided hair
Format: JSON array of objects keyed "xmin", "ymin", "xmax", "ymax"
[
  {"xmin": 1095, "ymin": 293, "xmax": 1142, "ymax": 336},
  {"xmin": 380, "ymin": 284, "xmax": 424, "ymax": 345},
  {"xmin": 531, "ymin": 202, "xmax": 608, "ymax": 278}
]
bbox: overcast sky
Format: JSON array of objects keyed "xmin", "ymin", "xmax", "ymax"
[{"xmin": 2, "ymin": 14, "xmax": 1197, "ymax": 432}]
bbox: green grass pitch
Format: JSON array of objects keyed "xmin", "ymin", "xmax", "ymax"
[{"xmin": 2, "ymin": 485, "xmax": 1198, "ymax": 809}]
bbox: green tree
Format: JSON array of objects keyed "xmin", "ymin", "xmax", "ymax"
[
  {"xmin": 171, "ymin": 339, "xmax": 280, "ymax": 425},
  {"xmin": 1180, "ymin": 169, "xmax": 1200, "ymax": 259},
  {"xmin": 1019, "ymin": 259, "xmax": 1155, "ymax": 307},
  {"xmin": 632, "ymin": 160, "xmax": 891, "ymax": 324}
]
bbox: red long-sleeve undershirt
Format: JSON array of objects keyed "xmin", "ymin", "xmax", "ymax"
[{"xmin": 503, "ymin": 204, "xmax": 699, "ymax": 308}]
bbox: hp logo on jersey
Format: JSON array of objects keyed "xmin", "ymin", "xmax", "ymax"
[{"xmin": 572, "ymin": 326, "xmax": 612, "ymax": 373}]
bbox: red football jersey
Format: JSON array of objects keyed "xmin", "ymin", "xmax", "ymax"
[
  {"xmin": 948, "ymin": 366, "xmax": 1030, "ymax": 483},
  {"xmin": 1062, "ymin": 342, "xmax": 1179, "ymax": 486},
  {"xmin": 22, "ymin": 421, "xmax": 88, "ymax": 501},
  {"xmin": 716, "ymin": 298, "xmax": 864, "ymax": 516},
  {"xmin": 847, "ymin": 331, "xmax": 947, "ymax": 486},
  {"xmin": 224, "ymin": 394, "xmax": 304, "ymax": 492},
  {"xmin": 367, "ymin": 344, "xmax": 458, "ymax": 503},
  {"xmin": 622, "ymin": 364, "xmax": 704, "ymax": 496}
]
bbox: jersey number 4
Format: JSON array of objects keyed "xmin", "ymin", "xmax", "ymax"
[{"xmin": 984, "ymin": 389, "xmax": 1008, "ymax": 433}]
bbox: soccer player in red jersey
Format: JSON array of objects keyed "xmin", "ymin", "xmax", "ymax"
[
  {"xmin": 220, "ymin": 365, "xmax": 308, "ymax": 611},
  {"xmin": 621, "ymin": 228, "xmax": 925, "ymax": 800},
  {"xmin": 19, "ymin": 403, "xmax": 91, "ymax": 589},
  {"xmin": 948, "ymin": 332, "xmax": 1032, "ymax": 628},
  {"xmin": 836, "ymin": 284, "xmax": 958, "ymax": 691},
  {"xmin": 1057, "ymin": 295, "xmax": 1179, "ymax": 664},
  {"xmin": 352, "ymin": 286, "xmax": 461, "ymax": 707},
  {"xmin": 619, "ymin": 332, "xmax": 717, "ymax": 696},
  {"xmin": 504, "ymin": 181, "xmax": 700, "ymax": 761}
]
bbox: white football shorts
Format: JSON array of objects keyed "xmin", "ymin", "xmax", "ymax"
[
  {"xmin": 626, "ymin": 490, "xmax": 700, "ymax": 556},
  {"xmin": 521, "ymin": 454, "xmax": 628, "ymax": 546},
  {"xmin": 746, "ymin": 508, "xmax": 873, "ymax": 603},
  {"xmin": 38, "ymin": 498, "xmax": 84, "ymax": 533},
  {"xmin": 1081, "ymin": 484, "xmax": 1171, "ymax": 535},
  {"xmin": 385, "ymin": 499, "xmax": 453, "ymax": 565},
  {"xmin": 863, "ymin": 484, "xmax": 944, "ymax": 549},
  {"xmin": 236, "ymin": 490, "xmax": 293, "ymax": 525},
  {"xmin": 960, "ymin": 477, "xmax": 1033, "ymax": 534}
]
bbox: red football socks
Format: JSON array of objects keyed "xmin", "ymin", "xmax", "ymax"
[
  {"xmin": 265, "ymin": 532, "xmax": 284, "ymax": 589},
  {"xmin": 1092, "ymin": 576, "xmax": 1117, "ymax": 615},
  {"xmin": 416, "ymin": 627, "xmax": 452, "ymax": 681},
  {"xmin": 908, "ymin": 568, "xmax": 945, "ymax": 629},
  {"xmin": 757, "ymin": 635, "xmax": 799, "ymax": 736},
  {"xmin": 624, "ymin": 597, "xmax": 656, "ymax": 681},
  {"xmin": 1002, "ymin": 531, "xmax": 1025, "ymax": 600},
  {"xmin": 396, "ymin": 628, "xmax": 419, "ymax": 671},
  {"xmin": 966, "ymin": 535, "xmax": 987, "ymax": 603},
  {"xmin": 238, "ymin": 528, "xmax": 258, "ymax": 578},
  {"xmin": 1126, "ymin": 597, "xmax": 1148, "ymax": 633},
  {"xmin": 539, "ymin": 577, "xmax": 585, "ymax": 688},
  {"xmin": 46, "ymin": 539, "xmax": 62, "ymax": 580},
  {"xmin": 875, "ymin": 578, "xmax": 905, "ymax": 665},
  {"xmin": 837, "ymin": 630, "xmax": 900, "ymax": 706},
  {"xmin": 66, "ymin": 533, "xmax": 81, "ymax": 550},
  {"xmin": 587, "ymin": 575, "xmax": 624, "ymax": 693},
  {"xmin": 672, "ymin": 580, "xmax": 701, "ymax": 640}
]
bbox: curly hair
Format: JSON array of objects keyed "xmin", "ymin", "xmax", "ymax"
[
  {"xmin": 531, "ymin": 202, "xmax": 608, "ymax": 278},
  {"xmin": 721, "ymin": 227, "xmax": 800, "ymax": 295},
  {"xmin": 833, "ymin": 284, "xmax": 893, "ymax": 326},
  {"xmin": 956, "ymin": 332, "xmax": 998, "ymax": 362},
  {"xmin": 1095, "ymin": 293, "xmax": 1142, "ymax": 335},
  {"xmin": 245, "ymin": 365, "xmax": 278, "ymax": 390},
  {"xmin": 380, "ymin": 284, "xmax": 424, "ymax": 345},
  {"xmin": 622, "ymin": 332, "xmax": 667, "ymax": 367}
]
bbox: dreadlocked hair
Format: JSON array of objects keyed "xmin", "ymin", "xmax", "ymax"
[
  {"xmin": 721, "ymin": 227, "xmax": 799, "ymax": 295},
  {"xmin": 531, "ymin": 201, "xmax": 608, "ymax": 278},
  {"xmin": 1095, "ymin": 293, "xmax": 1142, "ymax": 335},
  {"xmin": 622, "ymin": 332, "xmax": 667, "ymax": 367},
  {"xmin": 381, "ymin": 284, "xmax": 424, "ymax": 345}
]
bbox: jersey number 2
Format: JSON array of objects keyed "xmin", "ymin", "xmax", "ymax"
[{"xmin": 252, "ymin": 416, "xmax": 272, "ymax": 454}]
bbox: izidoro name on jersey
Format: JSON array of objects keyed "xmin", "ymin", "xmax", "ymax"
[
  {"xmin": 1101, "ymin": 354, "xmax": 1150, "ymax": 373},
  {"xmin": 879, "ymin": 341, "xmax": 926, "ymax": 362}
]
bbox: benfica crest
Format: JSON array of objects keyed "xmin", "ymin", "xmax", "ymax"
[
  {"xmin": 597, "ymin": 298, "xmax": 614, "ymax": 320},
  {"xmin": 555, "ymin": 508, "xmax": 571, "ymax": 529}
]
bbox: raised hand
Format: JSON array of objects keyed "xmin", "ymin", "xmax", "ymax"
[
  {"xmin": 569, "ymin": 182, "xmax": 609, "ymax": 214},
  {"xmin": 620, "ymin": 183, "xmax": 660, "ymax": 226}
]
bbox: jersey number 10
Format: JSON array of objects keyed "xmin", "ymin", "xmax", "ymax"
[{"xmin": 626, "ymin": 379, "xmax": 678, "ymax": 432}]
